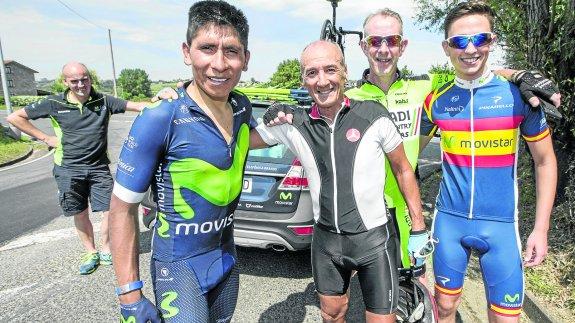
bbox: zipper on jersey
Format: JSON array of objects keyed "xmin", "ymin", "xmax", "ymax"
[
  {"xmin": 330, "ymin": 111, "xmax": 342, "ymax": 234},
  {"xmin": 469, "ymin": 87, "xmax": 475, "ymax": 219}
]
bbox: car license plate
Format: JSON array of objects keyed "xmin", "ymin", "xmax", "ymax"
[{"xmin": 242, "ymin": 177, "xmax": 252, "ymax": 193}]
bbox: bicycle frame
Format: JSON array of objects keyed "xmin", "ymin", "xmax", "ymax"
[{"xmin": 320, "ymin": 0, "xmax": 363, "ymax": 54}]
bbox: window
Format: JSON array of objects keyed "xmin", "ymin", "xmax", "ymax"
[
  {"xmin": 8, "ymin": 80, "xmax": 14, "ymax": 87},
  {"xmin": 5, "ymin": 66, "xmax": 11, "ymax": 74}
]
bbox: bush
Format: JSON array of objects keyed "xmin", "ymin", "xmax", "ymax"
[{"xmin": 0, "ymin": 96, "xmax": 42, "ymax": 107}]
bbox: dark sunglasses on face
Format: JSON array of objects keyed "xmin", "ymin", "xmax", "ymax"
[
  {"xmin": 363, "ymin": 34, "xmax": 403, "ymax": 48},
  {"xmin": 445, "ymin": 32, "xmax": 494, "ymax": 50}
]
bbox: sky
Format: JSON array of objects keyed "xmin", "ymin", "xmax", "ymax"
[{"xmin": 0, "ymin": 0, "xmax": 501, "ymax": 82}]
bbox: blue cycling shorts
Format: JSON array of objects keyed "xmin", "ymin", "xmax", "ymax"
[
  {"xmin": 431, "ymin": 211, "xmax": 524, "ymax": 317},
  {"xmin": 150, "ymin": 246, "xmax": 239, "ymax": 322}
]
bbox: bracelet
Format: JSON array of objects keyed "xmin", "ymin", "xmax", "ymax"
[{"xmin": 115, "ymin": 280, "xmax": 144, "ymax": 296}]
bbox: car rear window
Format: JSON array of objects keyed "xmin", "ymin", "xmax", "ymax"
[{"xmin": 249, "ymin": 102, "xmax": 295, "ymax": 164}]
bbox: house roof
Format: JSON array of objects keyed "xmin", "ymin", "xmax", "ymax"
[{"xmin": 3, "ymin": 60, "xmax": 39, "ymax": 73}]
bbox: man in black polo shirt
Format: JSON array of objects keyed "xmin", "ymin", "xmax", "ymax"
[{"xmin": 7, "ymin": 62, "xmax": 148, "ymax": 275}]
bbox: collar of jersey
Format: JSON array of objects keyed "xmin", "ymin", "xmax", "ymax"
[
  {"xmin": 454, "ymin": 69, "xmax": 494, "ymax": 89},
  {"xmin": 176, "ymin": 83, "xmax": 243, "ymax": 115},
  {"xmin": 309, "ymin": 97, "xmax": 350, "ymax": 120},
  {"xmin": 60, "ymin": 87, "xmax": 96, "ymax": 108}
]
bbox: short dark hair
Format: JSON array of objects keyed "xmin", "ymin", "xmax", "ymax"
[
  {"xmin": 186, "ymin": 0, "xmax": 249, "ymax": 52},
  {"xmin": 443, "ymin": 0, "xmax": 495, "ymax": 38}
]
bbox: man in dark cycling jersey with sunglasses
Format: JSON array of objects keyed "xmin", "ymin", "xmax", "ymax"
[{"xmin": 419, "ymin": 2, "xmax": 557, "ymax": 322}]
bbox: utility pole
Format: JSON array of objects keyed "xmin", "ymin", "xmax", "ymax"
[
  {"xmin": 0, "ymin": 36, "xmax": 20, "ymax": 139},
  {"xmin": 108, "ymin": 29, "xmax": 118, "ymax": 97},
  {"xmin": 0, "ymin": 37, "xmax": 13, "ymax": 114}
]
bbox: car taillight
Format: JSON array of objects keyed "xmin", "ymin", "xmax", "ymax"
[
  {"xmin": 279, "ymin": 158, "xmax": 309, "ymax": 190},
  {"xmin": 288, "ymin": 225, "xmax": 314, "ymax": 236}
]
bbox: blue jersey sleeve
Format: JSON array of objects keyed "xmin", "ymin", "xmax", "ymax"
[
  {"xmin": 113, "ymin": 101, "xmax": 174, "ymax": 203},
  {"xmin": 420, "ymin": 91, "xmax": 438, "ymax": 136},
  {"xmin": 520, "ymin": 101, "xmax": 550, "ymax": 142}
]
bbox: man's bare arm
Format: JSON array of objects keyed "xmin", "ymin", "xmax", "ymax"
[
  {"xmin": 249, "ymin": 128, "xmax": 271, "ymax": 150},
  {"xmin": 386, "ymin": 143, "xmax": 425, "ymax": 231},
  {"xmin": 109, "ymin": 195, "xmax": 142, "ymax": 303},
  {"xmin": 125, "ymin": 101, "xmax": 149, "ymax": 112},
  {"xmin": 523, "ymin": 136, "xmax": 557, "ymax": 267},
  {"xmin": 6, "ymin": 109, "xmax": 58, "ymax": 147}
]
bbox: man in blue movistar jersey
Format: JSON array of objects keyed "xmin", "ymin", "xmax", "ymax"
[
  {"xmin": 419, "ymin": 2, "xmax": 557, "ymax": 322},
  {"xmin": 109, "ymin": 1, "xmax": 254, "ymax": 322}
]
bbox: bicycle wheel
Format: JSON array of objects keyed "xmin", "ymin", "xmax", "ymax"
[{"xmin": 320, "ymin": 19, "xmax": 337, "ymax": 42}]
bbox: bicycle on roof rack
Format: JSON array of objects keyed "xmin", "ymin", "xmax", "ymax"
[{"xmin": 320, "ymin": 0, "xmax": 363, "ymax": 54}]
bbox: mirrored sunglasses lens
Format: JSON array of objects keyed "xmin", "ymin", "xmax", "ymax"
[
  {"xmin": 471, "ymin": 33, "xmax": 492, "ymax": 47},
  {"xmin": 385, "ymin": 35, "xmax": 402, "ymax": 47},
  {"xmin": 367, "ymin": 36, "xmax": 384, "ymax": 47},
  {"xmin": 448, "ymin": 36, "xmax": 470, "ymax": 49}
]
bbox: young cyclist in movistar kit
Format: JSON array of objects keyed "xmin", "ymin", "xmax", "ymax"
[
  {"xmin": 108, "ymin": 1, "xmax": 254, "ymax": 322},
  {"xmin": 419, "ymin": 1, "xmax": 557, "ymax": 322}
]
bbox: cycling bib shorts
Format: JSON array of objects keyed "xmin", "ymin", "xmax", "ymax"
[
  {"xmin": 432, "ymin": 211, "xmax": 524, "ymax": 316},
  {"xmin": 311, "ymin": 222, "xmax": 399, "ymax": 315},
  {"xmin": 151, "ymin": 246, "xmax": 239, "ymax": 322}
]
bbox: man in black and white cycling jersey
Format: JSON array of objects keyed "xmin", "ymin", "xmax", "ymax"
[{"xmin": 250, "ymin": 40, "xmax": 428, "ymax": 323}]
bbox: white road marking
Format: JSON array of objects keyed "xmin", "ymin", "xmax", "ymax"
[
  {"xmin": 0, "ymin": 224, "xmax": 101, "ymax": 252},
  {"xmin": 0, "ymin": 283, "xmax": 38, "ymax": 300},
  {"xmin": 0, "ymin": 149, "xmax": 54, "ymax": 172}
]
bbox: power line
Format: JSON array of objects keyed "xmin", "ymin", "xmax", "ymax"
[{"xmin": 55, "ymin": 0, "xmax": 106, "ymax": 30}]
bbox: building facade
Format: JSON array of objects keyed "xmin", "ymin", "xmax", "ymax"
[{"xmin": 1, "ymin": 60, "xmax": 38, "ymax": 96}]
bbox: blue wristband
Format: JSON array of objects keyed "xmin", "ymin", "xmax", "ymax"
[{"xmin": 115, "ymin": 280, "xmax": 144, "ymax": 296}]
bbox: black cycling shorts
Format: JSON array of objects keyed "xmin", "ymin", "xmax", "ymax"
[
  {"xmin": 53, "ymin": 164, "xmax": 113, "ymax": 216},
  {"xmin": 311, "ymin": 222, "xmax": 399, "ymax": 314}
]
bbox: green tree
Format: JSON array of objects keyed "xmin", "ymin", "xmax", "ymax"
[
  {"xmin": 400, "ymin": 65, "xmax": 414, "ymax": 78},
  {"xmin": 117, "ymin": 68, "xmax": 152, "ymax": 100},
  {"xmin": 268, "ymin": 59, "xmax": 301, "ymax": 89},
  {"xmin": 51, "ymin": 69, "xmax": 101, "ymax": 93},
  {"xmin": 428, "ymin": 62, "xmax": 455, "ymax": 75}
]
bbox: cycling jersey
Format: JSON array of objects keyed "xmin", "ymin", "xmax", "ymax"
[
  {"xmin": 421, "ymin": 71, "xmax": 549, "ymax": 222},
  {"xmin": 24, "ymin": 88, "xmax": 127, "ymax": 167},
  {"xmin": 255, "ymin": 97, "xmax": 402, "ymax": 234},
  {"xmin": 113, "ymin": 86, "xmax": 254, "ymax": 321},
  {"xmin": 114, "ymin": 86, "xmax": 255, "ymax": 260},
  {"xmin": 345, "ymin": 70, "xmax": 453, "ymax": 267}
]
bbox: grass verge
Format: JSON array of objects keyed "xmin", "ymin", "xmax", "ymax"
[{"xmin": 0, "ymin": 130, "xmax": 31, "ymax": 164}]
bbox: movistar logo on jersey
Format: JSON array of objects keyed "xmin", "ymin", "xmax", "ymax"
[
  {"xmin": 443, "ymin": 136, "xmax": 457, "ymax": 149},
  {"xmin": 169, "ymin": 124, "xmax": 249, "ymax": 220},
  {"xmin": 160, "ymin": 291, "xmax": 180, "ymax": 318},
  {"xmin": 460, "ymin": 138, "xmax": 514, "ymax": 149},
  {"xmin": 120, "ymin": 315, "xmax": 136, "ymax": 323},
  {"xmin": 504, "ymin": 293, "xmax": 520, "ymax": 303},
  {"xmin": 175, "ymin": 213, "xmax": 233, "ymax": 236}
]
